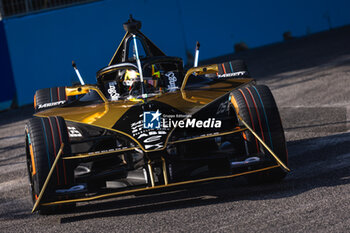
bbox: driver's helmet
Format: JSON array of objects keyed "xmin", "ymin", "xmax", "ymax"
[{"xmin": 123, "ymin": 69, "xmax": 140, "ymax": 87}]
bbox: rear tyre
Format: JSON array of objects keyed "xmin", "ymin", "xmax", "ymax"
[
  {"xmin": 217, "ymin": 60, "xmax": 250, "ymax": 78},
  {"xmin": 230, "ymin": 85, "xmax": 288, "ymax": 183},
  {"xmin": 25, "ymin": 116, "xmax": 75, "ymax": 214},
  {"xmin": 34, "ymin": 87, "xmax": 72, "ymax": 113}
]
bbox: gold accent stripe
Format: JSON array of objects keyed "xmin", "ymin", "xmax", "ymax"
[
  {"xmin": 65, "ymin": 86, "xmax": 108, "ymax": 103},
  {"xmin": 63, "ymin": 147, "xmax": 138, "ymax": 160},
  {"xmin": 161, "ymin": 157, "xmax": 168, "ymax": 185},
  {"xmin": 181, "ymin": 64, "xmax": 219, "ymax": 91},
  {"xmin": 32, "ymin": 143, "xmax": 65, "ymax": 213},
  {"xmin": 41, "ymin": 165, "xmax": 279, "ymax": 206},
  {"xmin": 169, "ymin": 128, "xmax": 247, "ymax": 144},
  {"xmin": 147, "ymin": 161, "xmax": 155, "ymax": 188},
  {"xmin": 108, "ymin": 32, "xmax": 128, "ymax": 66}
]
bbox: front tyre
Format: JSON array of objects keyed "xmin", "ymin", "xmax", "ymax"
[
  {"xmin": 230, "ymin": 85, "xmax": 288, "ymax": 183},
  {"xmin": 25, "ymin": 116, "xmax": 75, "ymax": 214}
]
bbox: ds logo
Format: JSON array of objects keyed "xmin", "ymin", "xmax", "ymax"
[{"xmin": 143, "ymin": 110, "xmax": 161, "ymax": 129}]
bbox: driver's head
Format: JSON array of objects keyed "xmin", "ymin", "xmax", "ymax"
[{"xmin": 123, "ymin": 69, "xmax": 140, "ymax": 87}]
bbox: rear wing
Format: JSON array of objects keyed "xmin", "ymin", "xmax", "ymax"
[{"xmin": 181, "ymin": 60, "xmax": 251, "ymax": 90}]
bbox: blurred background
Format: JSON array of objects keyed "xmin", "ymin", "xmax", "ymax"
[{"xmin": 1, "ymin": 0, "xmax": 350, "ymax": 108}]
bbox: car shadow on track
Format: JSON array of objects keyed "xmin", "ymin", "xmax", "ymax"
[{"xmin": 59, "ymin": 132, "xmax": 350, "ymax": 224}]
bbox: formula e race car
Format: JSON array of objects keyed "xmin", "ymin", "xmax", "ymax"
[{"xmin": 25, "ymin": 16, "xmax": 289, "ymax": 214}]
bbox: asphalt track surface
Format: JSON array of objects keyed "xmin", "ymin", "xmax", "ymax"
[{"xmin": 1, "ymin": 26, "xmax": 350, "ymax": 232}]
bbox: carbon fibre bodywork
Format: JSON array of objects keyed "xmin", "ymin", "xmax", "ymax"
[
  {"xmin": 26, "ymin": 17, "xmax": 289, "ymax": 213},
  {"xmin": 35, "ymin": 78, "xmax": 253, "ymax": 152}
]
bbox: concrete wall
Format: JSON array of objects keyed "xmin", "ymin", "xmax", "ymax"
[
  {"xmin": 2, "ymin": 0, "xmax": 350, "ymax": 105},
  {"xmin": 0, "ymin": 20, "xmax": 15, "ymax": 109}
]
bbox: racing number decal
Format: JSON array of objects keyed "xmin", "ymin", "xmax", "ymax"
[
  {"xmin": 165, "ymin": 72, "xmax": 177, "ymax": 91},
  {"xmin": 108, "ymin": 81, "xmax": 120, "ymax": 101},
  {"xmin": 67, "ymin": 127, "xmax": 82, "ymax": 137},
  {"xmin": 216, "ymin": 100, "xmax": 229, "ymax": 115}
]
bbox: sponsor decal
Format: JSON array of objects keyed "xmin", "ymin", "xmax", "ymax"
[
  {"xmin": 86, "ymin": 146, "xmax": 132, "ymax": 155},
  {"xmin": 67, "ymin": 126, "xmax": 82, "ymax": 137},
  {"xmin": 137, "ymin": 131, "xmax": 166, "ymax": 139},
  {"xmin": 217, "ymin": 71, "xmax": 247, "ymax": 78},
  {"xmin": 143, "ymin": 110, "xmax": 161, "ymax": 129},
  {"xmin": 143, "ymin": 135, "xmax": 162, "ymax": 143},
  {"xmin": 137, "ymin": 131, "xmax": 166, "ymax": 150},
  {"xmin": 165, "ymin": 71, "xmax": 178, "ymax": 91},
  {"xmin": 178, "ymin": 132, "xmax": 220, "ymax": 140},
  {"xmin": 130, "ymin": 111, "xmax": 166, "ymax": 149},
  {"xmin": 37, "ymin": 100, "xmax": 66, "ymax": 109},
  {"xmin": 107, "ymin": 81, "xmax": 120, "ymax": 101},
  {"xmin": 162, "ymin": 118, "xmax": 221, "ymax": 128},
  {"xmin": 131, "ymin": 114, "xmax": 166, "ymax": 139},
  {"xmin": 56, "ymin": 184, "xmax": 86, "ymax": 194},
  {"xmin": 131, "ymin": 117, "xmax": 144, "ymax": 136},
  {"xmin": 230, "ymin": 157, "xmax": 260, "ymax": 167},
  {"xmin": 142, "ymin": 110, "xmax": 222, "ymax": 129},
  {"xmin": 132, "ymin": 110, "xmax": 223, "ymax": 150},
  {"xmin": 145, "ymin": 142, "xmax": 163, "ymax": 150},
  {"xmin": 216, "ymin": 100, "xmax": 229, "ymax": 115}
]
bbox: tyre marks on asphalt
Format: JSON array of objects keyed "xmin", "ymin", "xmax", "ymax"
[{"xmin": 0, "ymin": 178, "xmax": 27, "ymax": 193}]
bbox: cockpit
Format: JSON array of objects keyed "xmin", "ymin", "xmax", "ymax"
[{"xmin": 96, "ymin": 57, "xmax": 184, "ymax": 100}]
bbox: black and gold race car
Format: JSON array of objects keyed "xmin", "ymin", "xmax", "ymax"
[{"xmin": 25, "ymin": 16, "xmax": 289, "ymax": 214}]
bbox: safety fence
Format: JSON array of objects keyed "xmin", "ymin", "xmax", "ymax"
[{"xmin": 0, "ymin": 0, "xmax": 98, "ymax": 18}]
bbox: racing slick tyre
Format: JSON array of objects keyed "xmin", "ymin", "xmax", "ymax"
[
  {"xmin": 25, "ymin": 116, "xmax": 75, "ymax": 214},
  {"xmin": 230, "ymin": 85, "xmax": 288, "ymax": 183},
  {"xmin": 34, "ymin": 87, "xmax": 72, "ymax": 113}
]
